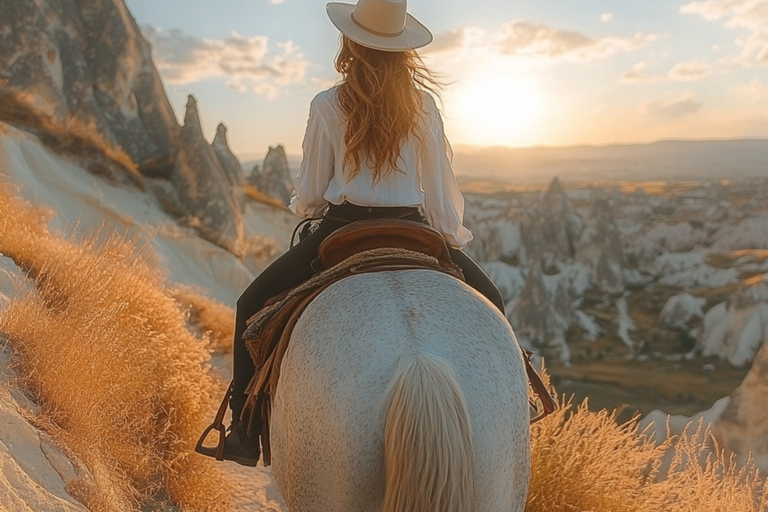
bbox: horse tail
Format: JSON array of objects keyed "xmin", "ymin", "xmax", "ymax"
[{"xmin": 383, "ymin": 353, "xmax": 474, "ymax": 512}]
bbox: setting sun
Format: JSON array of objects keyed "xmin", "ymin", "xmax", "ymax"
[{"xmin": 445, "ymin": 71, "xmax": 547, "ymax": 147}]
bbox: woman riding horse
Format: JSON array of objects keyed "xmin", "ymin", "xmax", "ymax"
[{"xmin": 226, "ymin": 0, "xmax": 506, "ymax": 465}]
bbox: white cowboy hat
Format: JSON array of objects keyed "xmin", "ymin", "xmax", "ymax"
[{"xmin": 326, "ymin": 0, "xmax": 433, "ymax": 52}]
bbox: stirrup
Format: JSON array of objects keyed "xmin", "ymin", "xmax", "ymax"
[{"xmin": 195, "ymin": 381, "xmax": 232, "ymax": 461}]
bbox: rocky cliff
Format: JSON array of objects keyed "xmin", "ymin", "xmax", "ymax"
[
  {"xmin": 0, "ymin": 0, "xmax": 248, "ymax": 252},
  {"xmin": 0, "ymin": 0, "xmax": 177, "ymax": 174}
]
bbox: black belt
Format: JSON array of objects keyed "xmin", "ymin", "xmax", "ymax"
[{"xmin": 324, "ymin": 201, "xmax": 424, "ymax": 223}]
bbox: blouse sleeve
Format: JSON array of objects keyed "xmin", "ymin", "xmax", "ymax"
[
  {"xmin": 289, "ymin": 97, "xmax": 334, "ymax": 218},
  {"xmin": 420, "ymin": 101, "xmax": 474, "ymax": 249}
]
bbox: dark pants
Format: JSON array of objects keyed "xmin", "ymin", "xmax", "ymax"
[{"xmin": 231, "ymin": 203, "xmax": 505, "ymax": 418}]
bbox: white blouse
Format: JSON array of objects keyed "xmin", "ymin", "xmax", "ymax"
[{"xmin": 289, "ymin": 87, "xmax": 473, "ymax": 249}]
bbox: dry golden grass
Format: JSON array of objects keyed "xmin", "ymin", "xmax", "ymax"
[
  {"xmin": 244, "ymin": 184, "xmax": 289, "ymax": 209},
  {"xmin": 0, "ymin": 183, "xmax": 231, "ymax": 511},
  {"xmin": 172, "ymin": 286, "xmax": 235, "ymax": 354},
  {"xmin": 527, "ymin": 394, "xmax": 768, "ymax": 511},
  {"xmin": 0, "ymin": 90, "xmax": 145, "ymax": 190}
]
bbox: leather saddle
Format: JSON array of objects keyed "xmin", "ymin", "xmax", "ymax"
[{"xmin": 317, "ymin": 218, "xmax": 459, "ymax": 273}]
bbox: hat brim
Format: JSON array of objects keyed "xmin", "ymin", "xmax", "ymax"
[{"xmin": 326, "ymin": 2, "xmax": 433, "ymax": 52}]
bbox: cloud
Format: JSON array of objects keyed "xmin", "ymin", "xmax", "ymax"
[
  {"xmin": 668, "ymin": 60, "xmax": 714, "ymax": 80},
  {"xmin": 426, "ymin": 20, "xmax": 657, "ymax": 62},
  {"xmin": 600, "ymin": 13, "xmax": 614, "ymax": 22},
  {"xmin": 645, "ymin": 93, "xmax": 703, "ymax": 118},
  {"xmin": 621, "ymin": 62, "xmax": 665, "ymax": 82},
  {"xmin": 497, "ymin": 21, "xmax": 657, "ymax": 60},
  {"xmin": 142, "ymin": 26, "xmax": 308, "ymax": 97},
  {"xmin": 427, "ymin": 27, "xmax": 478, "ymax": 54},
  {"xmin": 680, "ymin": 0, "xmax": 768, "ymax": 66},
  {"xmin": 622, "ymin": 59, "xmax": 716, "ymax": 82}
]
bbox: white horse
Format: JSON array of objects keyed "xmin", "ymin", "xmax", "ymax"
[{"xmin": 269, "ymin": 269, "xmax": 531, "ymax": 512}]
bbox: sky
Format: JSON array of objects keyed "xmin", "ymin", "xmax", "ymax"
[{"xmin": 124, "ymin": 0, "xmax": 768, "ymax": 161}]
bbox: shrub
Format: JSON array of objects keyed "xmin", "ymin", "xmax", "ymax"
[
  {"xmin": 527, "ymin": 395, "xmax": 767, "ymax": 511},
  {"xmin": 0, "ymin": 183, "xmax": 231, "ymax": 511},
  {"xmin": 172, "ymin": 286, "xmax": 235, "ymax": 354}
]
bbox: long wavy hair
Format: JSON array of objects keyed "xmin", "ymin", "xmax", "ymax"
[{"xmin": 335, "ymin": 36, "xmax": 441, "ymax": 182}]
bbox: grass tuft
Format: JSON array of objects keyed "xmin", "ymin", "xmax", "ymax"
[
  {"xmin": 244, "ymin": 184, "xmax": 289, "ymax": 209},
  {"xmin": 0, "ymin": 183, "xmax": 231, "ymax": 511},
  {"xmin": 527, "ymin": 390, "xmax": 768, "ymax": 511},
  {"xmin": 172, "ymin": 286, "xmax": 235, "ymax": 354}
]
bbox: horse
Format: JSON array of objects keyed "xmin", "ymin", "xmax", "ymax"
[{"xmin": 267, "ymin": 268, "xmax": 531, "ymax": 512}]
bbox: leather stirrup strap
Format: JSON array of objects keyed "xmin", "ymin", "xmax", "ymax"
[
  {"xmin": 523, "ymin": 349, "xmax": 558, "ymax": 424},
  {"xmin": 195, "ymin": 380, "xmax": 233, "ymax": 461}
]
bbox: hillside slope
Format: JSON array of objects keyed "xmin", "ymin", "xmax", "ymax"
[{"xmin": 0, "ymin": 122, "xmax": 293, "ymax": 511}]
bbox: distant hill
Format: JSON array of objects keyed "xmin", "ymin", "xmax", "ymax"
[{"xmin": 452, "ymin": 139, "xmax": 768, "ymax": 184}]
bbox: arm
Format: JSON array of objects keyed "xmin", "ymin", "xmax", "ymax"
[
  {"xmin": 420, "ymin": 99, "xmax": 473, "ymax": 249},
  {"xmin": 289, "ymin": 96, "xmax": 335, "ymax": 218}
]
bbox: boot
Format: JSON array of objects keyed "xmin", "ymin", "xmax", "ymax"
[{"xmin": 222, "ymin": 419, "xmax": 261, "ymax": 467}]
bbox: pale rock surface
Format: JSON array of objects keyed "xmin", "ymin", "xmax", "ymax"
[
  {"xmin": 698, "ymin": 282, "xmax": 768, "ymax": 367},
  {"xmin": 467, "ymin": 218, "xmax": 522, "ymax": 264},
  {"xmin": 648, "ymin": 252, "xmax": 705, "ymax": 278},
  {"xmin": 616, "ymin": 296, "xmax": 637, "ymax": 353},
  {"xmin": 0, "ymin": 343, "xmax": 89, "ymax": 512},
  {"xmin": 639, "ymin": 396, "xmax": 730, "ymax": 445},
  {"xmin": 660, "ymin": 263, "xmax": 739, "ymax": 289},
  {"xmin": 659, "ymin": 293, "xmax": 706, "ymax": 330},
  {"xmin": 0, "ymin": 256, "xmax": 23, "ymax": 311},
  {"xmin": 710, "ymin": 215, "xmax": 768, "ymax": 251},
  {"xmin": 574, "ymin": 310, "xmax": 601, "ymax": 340},
  {"xmin": 480, "ymin": 261, "xmax": 524, "ymax": 303},
  {"xmin": 510, "ymin": 264, "xmax": 572, "ymax": 361},
  {"xmin": 623, "ymin": 268, "xmax": 653, "ymax": 287},
  {"xmin": 0, "ymin": 123, "xmax": 291, "ymax": 305}
]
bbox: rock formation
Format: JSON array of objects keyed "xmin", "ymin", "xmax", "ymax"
[
  {"xmin": 523, "ymin": 177, "xmax": 582, "ymax": 265},
  {"xmin": 212, "ymin": 123, "xmax": 247, "ymax": 213},
  {"xmin": 172, "ymin": 96, "xmax": 243, "ymax": 253},
  {"xmin": 509, "ymin": 264, "xmax": 573, "ymax": 361},
  {"xmin": 712, "ymin": 340, "xmax": 768, "ymax": 471},
  {"xmin": 576, "ymin": 195, "xmax": 625, "ymax": 294},
  {"xmin": 0, "ymin": 0, "xmax": 252, "ymax": 253},
  {"xmin": 659, "ymin": 293, "xmax": 705, "ymax": 330},
  {"xmin": 697, "ymin": 282, "xmax": 768, "ymax": 367},
  {"xmin": 249, "ymin": 145, "xmax": 293, "ymax": 205},
  {"xmin": 0, "ymin": 0, "xmax": 178, "ymax": 175}
]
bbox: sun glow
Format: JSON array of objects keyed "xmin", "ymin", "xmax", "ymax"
[{"xmin": 444, "ymin": 71, "xmax": 547, "ymax": 147}]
